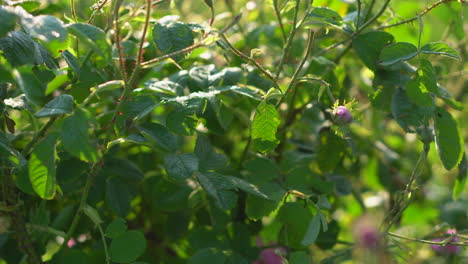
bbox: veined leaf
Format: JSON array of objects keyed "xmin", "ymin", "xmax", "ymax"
[
  {"xmin": 405, "ymin": 77, "xmax": 434, "ymax": 107},
  {"xmin": 434, "ymin": 107, "xmax": 464, "ymax": 170},
  {"xmin": 152, "ymin": 21, "xmax": 194, "ymax": 61},
  {"xmin": 353, "ymin": 31, "xmax": 394, "ymax": 71},
  {"xmin": 164, "ymin": 153, "xmax": 199, "ymax": 181},
  {"xmin": 35, "ymin": 94, "xmax": 74, "ymax": 118},
  {"xmin": 61, "ymin": 107, "xmax": 98, "ymax": 163},
  {"xmin": 67, "ymin": 23, "xmax": 111, "ymax": 62},
  {"xmin": 420, "ymin": 42, "xmax": 460, "ymax": 60},
  {"xmin": 379, "ymin": 42, "xmax": 418, "ymax": 66},
  {"xmin": 251, "ymin": 101, "xmax": 280, "ymax": 153},
  {"xmin": 29, "ymin": 134, "xmax": 57, "ymax": 199}
]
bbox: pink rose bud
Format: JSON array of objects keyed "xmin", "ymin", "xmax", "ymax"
[
  {"xmin": 67, "ymin": 238, "xmax": 76, "ymax": 248},
  {"xmin": 334, "ymin": 106, "xmax": 352, "ymax": 123},
  {"xmin": 256, "ymin": 247, "xmax": 286, "ymax": 264}
]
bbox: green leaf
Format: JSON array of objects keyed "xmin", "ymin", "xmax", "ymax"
[
  {"xmin": 35, "ymin": 94, "xmax": 74, "ymax": 118},
  {"xmin": 195, "ymin": 172, "xmax": 238, "ymax": 210},
  {"xmin": 453, "ymin": 154, "xmax": 467, "ymax": 200},
  {"xmin": 420, "ymin": 42, "xmax": 460, "ymax": 60},
  {"xmin": 110, "ymin": 231, "xmax": 147, "ymax": 263},
  {"xmin": 146, "ymin": 80, "xmax": 184, "ymax": 97},
  {"xmin": 188, "ymin": 64, "xmax": 217, "ymax": 91},
  {"xmin": 289, "ymin": 251, "xmax": 310, "ymax": 264},
  {"xmin": 0, "ymin": 31, "xmax": 36, "ymax": 67},
  {"xmin": 28, "ymin": 134, "xmax": 57, "ymax": 199},
  {"xmin": 137, "ymin": 122, "xmax": 178, "ymax": 152},
  {"xmin": 106, "ymin": 218, "xmax": 128, "ymax": 239},
  {"xmin": 434, "ymin": 107, "xmax": 464, "ymax": 170},
  {"xmin": 0, "ymin": 6, "xmax": 17, "ymax": 38},
  {"xmin": 378, "ymin": 42, "xmax": 418, "ymax": 66},
  {"xmin": 418, "ymin": 59, "xmax": 438, "ymax": 94},
  {"xmin": 391, "ymin": 89, "xmax": 433, "ymax": 133},
  {"xmin": 315, "ymin": 220, "xmax": 339, "ymax": 249},
  {"xmin": 67, "ymin": 23, "xmax": 111, "ymax": 62},
  {"xmin": 437, "ymin": 85, "xmax": 464, "ymax": 111},
  {"xmin": 353, "ymin": 31, "xmax": 394, "ymax": 71},
  {"xmin": 61, "ymin": 50, "xmax": 80, "ymax": 78},
  {"xmin": 302, "ymin": 213, "xmax": 321, "ymax": 246},
  {"xmin": 22, "ymin": 15, "xmax": 67, "ymax": 43},
  {"xmin": 317, "ymin": 129, "xmax": 346, "ymax": 172},
  {"xmin": 119, "ymin": 94, "xmax": 158, "ymax": 122},
  {"xmin": 244, "ymin": 156, "xmax": 279, "ymax": 184},
  {"xmin": 106, "ymin": 177, "xmax": 131, "ymax": 217},
  {"xmin": 195, "ymin": 134, "xmax": 227, "ymax": 171},
  {"xmin": 50, "ymin": 248, "xmax": 90, "ymax": 264},
  {"xmin": 189, "ymin": 248, "xmax": 227, "ymax": 264},
  {"xmin": 61, "ymin": 107, "xmax": 98, "ymax": 162},
  {"xmin": 405, "ymin": 77, "xmax": 434, "ymax": 107},
  {"xmin": 277, "ymin": 202, "xmax": 313, "ymax": 249},
  {"xmin": 251, "ymin": 101, "xmax": 280, "ymax": 153},
  {"xmin": 152, "ymin": 21, "xmax": 194, "ymax": 61},
  {"xmin": 82, "ymin": 204, "xmax": 103, "ymax": 224},
  {"xmin": 308, "ymin": 7, "xmax": 343, "ymax": 26},
  {"xmin": 34, "ymin": 41, "xmax": 58, "ymax": 69},
  {"xmin": 164, "ymin": 153, "xmax": 199, "ymax": 181},
  {"xmin": 246, "ymin": 182, "xmax": 285, "ymax": 219},
  {"xmin": 166, "ymin": 110, "xmax": 198, "ymax": 136},
  {"xmin": 102, "ymin": 158, "xmax": 144, "ymax": 182}
]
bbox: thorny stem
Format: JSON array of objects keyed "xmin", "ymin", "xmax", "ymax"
[
  {"xmin": 127, "ymin": 0, "xmax": 152, "ymax": 87},
  {"xmin": 113, "ymin": 0, "xmax": 127, "ymax": 81},
  {"xmin": 377, "ymin": 0, "xmax": 459, "ymax": 30}
]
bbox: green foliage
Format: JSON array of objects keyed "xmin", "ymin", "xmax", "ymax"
[{"xmin": 0, "ymin": 1, "xmax": 466, "ymax": 264}]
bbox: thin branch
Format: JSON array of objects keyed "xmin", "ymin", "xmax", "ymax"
[
  {"xmin": 273, "ymin": 0, "xmax": 287, "ymax": 43},
  {"xmin": 70, "ymin": 0, "xmax": 77, "ymax": 21},
  {"xmin": 277, "ymin": 30, "xmax": 315, "ymax": 106},
  {"xmin": 275, "ymin": 0, "xmax": 301, "ymax": 77},
  {"xmin": 88, "ymin": 0, "xmax": 110, "ymax": 24},
  {"xmin": 382, "ymin": 144, "xmax": 430, "ymax": 233},
  {"xmin": 113, "ymin": 0, "xmax": 127, "ymax": 81},
  {"xmin": 377, "ymin": 0, "xmax": 458, "ymax": 30},
  {"xmin": 388, "ymin": 232, "xmax": 468, "ymax": 246},
  {"xmin": 59, "ymin": 163, "xmax": 100, "ymax": 253},
  {"xmin": 356, "ymin": 0, "xmax": 362, "ymax": 28},
  {"xmin": 127, "ymin": 0, "xmax": 153, "ymax": 87},
  {"xmin": 317, "ymin": 0, "xmax": 391, "ymax": 57},
  {"xmin": 21, "ymin": 117, "xmax": 57, "ymax": 156},
  {"xmin": 220, "ymin": 33, "xmax": 281, "ymax": 92}
]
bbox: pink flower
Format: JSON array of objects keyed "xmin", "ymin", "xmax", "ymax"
[
  {"xmin": 67, "ymin": 238, "xmax": 76, "ymax": 248},
  {"xmin": 254, "ymin": 247, "xmax": 286, "ymax": 264},
  {"xmin": 431, "ymin": 229, "xmax": 461, "ymax": 254},
  {"xmin": 334, "ymin": 106, "xmax": 352, "ymax": 123}
]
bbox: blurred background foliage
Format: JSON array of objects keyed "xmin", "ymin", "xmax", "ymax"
[{"xmin": 0, "ymin": 0, "xmax": 466, "ymax": 263}]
